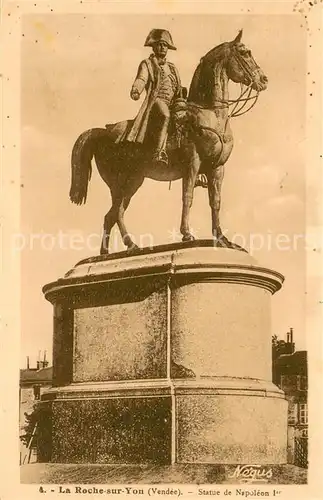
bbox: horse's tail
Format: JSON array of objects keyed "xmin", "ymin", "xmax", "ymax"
[{"xmin": 69, "ymin": 128, "xmax": 106, "ymax": 205}]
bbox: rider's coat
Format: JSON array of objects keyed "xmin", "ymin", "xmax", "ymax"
[{"xmin": 123, "ymin": 54, "xmax": 182, "ymax": 144}]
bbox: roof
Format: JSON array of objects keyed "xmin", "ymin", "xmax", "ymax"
[{"xmin": 20, "ymin": 366, "xmax": 53, "ymax": 385}]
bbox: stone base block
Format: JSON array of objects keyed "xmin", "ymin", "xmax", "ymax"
[
  {"xmin": 176, "ymin": 393, "xmax": 287, "ymax": 464},
  {"xmin": 46, "ymin": 397, "xmax": 171, "ymax": 464},
  {"xmin": 40, "ymin": 378, "xmax": 287, "ymax": 464}
]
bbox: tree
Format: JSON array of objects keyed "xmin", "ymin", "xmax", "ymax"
[{"xmin": 20, "ymin": 402, "xmax": 40, "ymax": 448}]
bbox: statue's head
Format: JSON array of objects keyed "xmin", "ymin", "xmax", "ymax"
[
  {"xmin": 144, "ymin": 29, "xmax": 177, "ymax": 57},
  {"xmin": 152, "ymin": 41, "xmax": 169, "ymax": 59}
]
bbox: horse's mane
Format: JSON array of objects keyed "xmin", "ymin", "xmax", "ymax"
[{"xmin": 188, "ymin": 42, "xmax": 230, "ymax": 106}]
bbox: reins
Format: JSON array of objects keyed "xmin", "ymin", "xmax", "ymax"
[
  {"xmin": 187, "ymin": 84, "xmax": 259, "ymax": 119},
  {"xmin": 186, "ymin": 84, "xmax": 258, "ymax": 141},
  {"xmin": 228, "ymin": 85, "xmax": 259, "ymax": 118}
]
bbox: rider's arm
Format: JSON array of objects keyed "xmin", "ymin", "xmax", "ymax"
[{"xmin": 130, "ymin": 61, "xmax": 149, "ymax": 100}]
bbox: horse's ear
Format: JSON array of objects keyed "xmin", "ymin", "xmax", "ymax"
[{"xmin": 233, "ymin": 29, "xmax": 243, "ymax": 44}]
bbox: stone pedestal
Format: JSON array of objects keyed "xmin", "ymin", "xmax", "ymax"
[{"xmin": 40, "ymin": 241, "xmax": 287, "ymax": 464}]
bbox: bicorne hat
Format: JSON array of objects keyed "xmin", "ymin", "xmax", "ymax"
[{"xmin": 144, "ymin": 29, "xmax": 177, "ymax": 50}]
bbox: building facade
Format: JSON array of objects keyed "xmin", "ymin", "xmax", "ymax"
[
  {"xmin": 19, "ymin": 356, "xmax": 52, "ymax": 464},
  {"xmin": 272, "ymin": 329, "xmax": 308, "ymax": 467}
]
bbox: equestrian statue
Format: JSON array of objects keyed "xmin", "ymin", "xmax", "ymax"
[{"xmin": 70, "ymin": 29, "xmax": 268, "ymax": 254}]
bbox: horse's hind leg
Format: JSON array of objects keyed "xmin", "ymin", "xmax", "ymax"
[
  {"xmin": 100, "ymin": 189, "xmax": 120, "ymax": 254},
  {"xmin": 117, "ymin": 175, "xmax": 145, "ymax": 251}
]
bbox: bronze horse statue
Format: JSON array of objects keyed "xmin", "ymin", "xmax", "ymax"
[{"xmin": 70, "ymin": 31, "xmax": 268, "ymax": 254}]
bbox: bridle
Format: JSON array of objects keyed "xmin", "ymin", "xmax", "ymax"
[
  {"xmin": 225, "ymin": 47, "xmax": 261, "ymax": 117},
  {"xmin": 188, "ymin": 46, "xmax": 260, "ymax": 119}
]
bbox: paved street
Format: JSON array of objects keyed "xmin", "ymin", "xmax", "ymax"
[{"xmin": 20, "ymin": 463, "xmax": 307, "ymax": 485}]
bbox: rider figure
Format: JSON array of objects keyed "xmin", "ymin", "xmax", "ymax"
[{"xmin": 125, "ymin": 29, "xmax": 182, "ymax": 165}]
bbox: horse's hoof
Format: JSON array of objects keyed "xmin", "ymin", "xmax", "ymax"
[
  {"xmin": 213, "ymin": 234, "xmax": 231, "ymax": 248},
  {"xmin": 127, "ymin": 243, "xmax": 139, "ymax": 254},
  {"xmin": 182, "ymin": 234, "xmax": 195, "ymax": 242},
  {"xmin": 231, "ymin": 242, "xmax": 248, "ymax": 253},
  {"xmin": 213, "ymin": 234, "xmax": 247, "ymax": 253}
]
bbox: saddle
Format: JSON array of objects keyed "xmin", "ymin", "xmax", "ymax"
[
  {"xmin": 169, "ymin": 97, "xmax": 189, "ymax": 148},
  {"xmin": 104, "ymin": 98, "xmax": 208, "ymax": 188},
  {"xmin": 105, "ymin": 96, "xmax": 189, "ymax": 152}
]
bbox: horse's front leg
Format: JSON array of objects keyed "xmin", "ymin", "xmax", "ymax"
[
  {"xmin": 180, "ymin": 146, "xmax": 200, "ymax": 242},
  {"xmin": 206, "ymin": 164, "xmax": 225, "ymax": 242},
  {"xmin": 207, "ymin": 164, "xmax": 246, "ymax": 251}
]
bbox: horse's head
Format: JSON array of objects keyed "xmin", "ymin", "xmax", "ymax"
[
  {"xmin": 226, "ymin": 30, "xmax": 268, "ymax": 92},
  {"xmin": 188, "ymin": 31, "xmax": 268, "ymax": 108}
]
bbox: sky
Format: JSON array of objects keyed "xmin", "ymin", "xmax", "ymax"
[{"xmin": 20, "ymin": 13, "xmax": 307, "ymax": 367}]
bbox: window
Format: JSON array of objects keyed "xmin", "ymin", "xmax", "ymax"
[{"xmin": 299, "ymin": 403, "xmax": 308, "ymax": 425}]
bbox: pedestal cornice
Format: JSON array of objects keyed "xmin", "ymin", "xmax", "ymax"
[
  {"xmin": 41, "ymin": 377, "xmax": 285, "ymax": 401},
  {"xmin": 43, "ymin": 242, "xmax": 284, "ymax": 303}
]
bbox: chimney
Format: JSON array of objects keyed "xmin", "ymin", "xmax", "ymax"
[
  {"xmin": 36, "ymin": 350, "xmax": 49, "ymax": 370},
  {"xmin": 26, "ymin": 356, "xmax": 30, "ymax": 370},
  {"xmin": 43, "ymin": 350, "xmax": 49, "ymax": 368},
  {"xmin": 36, "ymin": 350, "xmax": 41, "ymax": 369},
  {"xmin": 285, "ymin": 328, "xmax": 295, "ymax": 354}
]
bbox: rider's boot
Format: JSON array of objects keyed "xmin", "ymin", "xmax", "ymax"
[{"xmin": 152, "ymin": 117, "xmax": 169, "ymax": 165}]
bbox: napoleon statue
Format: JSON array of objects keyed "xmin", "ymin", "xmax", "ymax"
[
  {"xmin": 122, "ymin": 29, "xmax": 184, "ymax": 165},
  {"xmin": 71, "ymin": 29, "xmax": 268, "ymax": 253}
]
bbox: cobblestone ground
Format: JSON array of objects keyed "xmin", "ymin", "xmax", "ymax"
[{"xmin": 20, "ymin": 463, "xmax": 307, "ymax": 485}]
